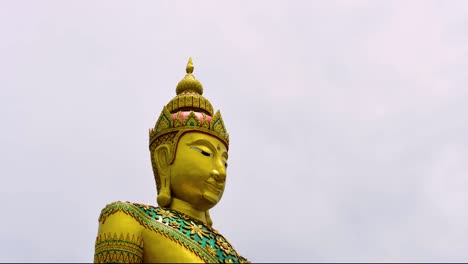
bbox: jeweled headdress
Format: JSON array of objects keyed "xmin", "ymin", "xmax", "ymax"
[{"xmin": 149, "ymin": 58, "xmax": 229, "ymax": 193}]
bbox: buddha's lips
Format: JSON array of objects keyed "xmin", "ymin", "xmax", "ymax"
[{"xmin": 206, "ymin": 182, "xmax": 224, "ymax": 194}]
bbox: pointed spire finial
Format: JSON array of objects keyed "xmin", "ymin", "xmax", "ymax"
[
  {"xmin": 186, "ymin": 57, "xmax": 194, "ymax": 74},
  {"xmin": 176, "ymin": 57, "xmax": 203, "ymax": 95}
]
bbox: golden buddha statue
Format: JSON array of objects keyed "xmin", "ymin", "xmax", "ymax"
[{"xmin": 93, "ymin": 58, "xmax": 249, "ymax": 263}]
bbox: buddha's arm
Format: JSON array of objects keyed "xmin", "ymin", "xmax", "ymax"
[{"xmin": 94, "ymin": 211, "xmax": 144, "ymax": 263}]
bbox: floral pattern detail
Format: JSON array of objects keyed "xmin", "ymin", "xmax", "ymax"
[
  {"xmin": 217, "ymin": 235, "xmax": 234, "ymax": 255},
  {"xmin": 98, "ymin": 201, "xmax": 250, "ymax": 263},
  {"xmin": 188, "ymin": 221, "xmax": 211, "ymax": 240},
  {"xmin": 132, "ymin": 202, "xmax": 246, "ymax": 263},
  {"xmin": 158, "ymin": 208, "xmax": 175, "ymax": 219},
  {"xmin": 205, "ymin": 244, "xmax": 218, "ymax": 258}
]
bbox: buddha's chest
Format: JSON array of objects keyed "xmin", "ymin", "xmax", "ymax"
[{"xmin": 135, "ymin": 204, "xmax": 245, "ymax": 263}]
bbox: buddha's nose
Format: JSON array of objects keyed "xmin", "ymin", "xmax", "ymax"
[{"xmin": 212, "ymin": 169, "xmax": 226, "ymax": 183}]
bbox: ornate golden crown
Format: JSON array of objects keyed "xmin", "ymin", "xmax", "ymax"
[{"xmin": 149, "ymin": 58, "xmax": 229, "ymax": 192}]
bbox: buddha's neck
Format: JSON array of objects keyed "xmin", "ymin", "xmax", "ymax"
[{"xmin": 169, "ymin": 198, "xmax": 207, "ymax": 224}]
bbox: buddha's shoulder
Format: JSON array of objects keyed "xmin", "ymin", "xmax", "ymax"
[
  {"xmin": 96, "ymin": 201, "xmax": 251, "ymax": 263},
  {"xmin": 98, "ymin": 201, "xmax": 158, "ymax": 224}
]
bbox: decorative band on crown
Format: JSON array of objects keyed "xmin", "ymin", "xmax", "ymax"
[
  {"xmin": 149, "ymin": 106, "xmax": 229, "ymax": 150},
  {"xmin": 166, "ymin": 92, "xmax": 214, "ymax": 116}
]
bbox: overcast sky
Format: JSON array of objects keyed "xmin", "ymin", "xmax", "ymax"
[{"xmin": 1, "ymin": 0, "xmax": 468, "ymax": 262}]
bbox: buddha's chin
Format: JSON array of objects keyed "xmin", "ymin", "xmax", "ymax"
[{"xmin": 202, "ymin": 191, "xmax": 220, "ymax": 207}]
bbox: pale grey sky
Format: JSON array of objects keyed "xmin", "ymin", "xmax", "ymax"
[{"xmin": 1, "ymin": 0, "xmax": 468, "ymax": 262}]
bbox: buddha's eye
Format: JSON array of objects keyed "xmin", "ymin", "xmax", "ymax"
[
  {"xmin": 201, "ymin": 150, "xmax": 211, "ymax": 157},
  {"xmin": 191, "ymin": 146, "xmax": 212, "ymax": 157}
]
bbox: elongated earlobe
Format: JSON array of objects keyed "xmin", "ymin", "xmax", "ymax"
[
  {"xmin": 155, "ymin": 144, "xmax": 172, "ymax": 207},
  {"xmin": 157, "ymin": 182, "xmax": 171, "ymax": 207},
  {"xmin": 206, "ymin": 210, "xmax": 213, "ymax": 226}
]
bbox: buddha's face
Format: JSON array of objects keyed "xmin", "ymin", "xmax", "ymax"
[{"xmin": 170, "ymin": 132, "xmax": 228, "ymax": 211}]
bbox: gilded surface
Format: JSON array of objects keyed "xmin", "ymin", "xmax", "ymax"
[
  {"xmin": 95, "ymin": 201, "xmax": 248, "ymax": 263},
  {"xmin": 94, "ymin": 58, "xmax": 249, "ymax": 263},
  {"xmin": 94, "ymin": 233, "xmax": 144, "ymax": 263}
]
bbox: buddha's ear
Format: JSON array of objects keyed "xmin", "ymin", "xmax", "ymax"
[
  {"xmin": 155, "ymin": 144, "xmax": 172, "ymax": 207},
  {"xmin": 154, "ymin": 144, "xmax": 171, "ymax": 175}
]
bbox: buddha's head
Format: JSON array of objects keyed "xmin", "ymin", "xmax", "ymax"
[{"xmin": 149, "ymin": 58, "xmax": 229, "ymax": 215}]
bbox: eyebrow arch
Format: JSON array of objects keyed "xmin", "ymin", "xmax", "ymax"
[
  {"xmin": 188, "ymin": 139, "xmax": 229, "ymax": 160},
  {"xmin": 188, "ymin": 139, "xmax": 216, "ymax": 153}
]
